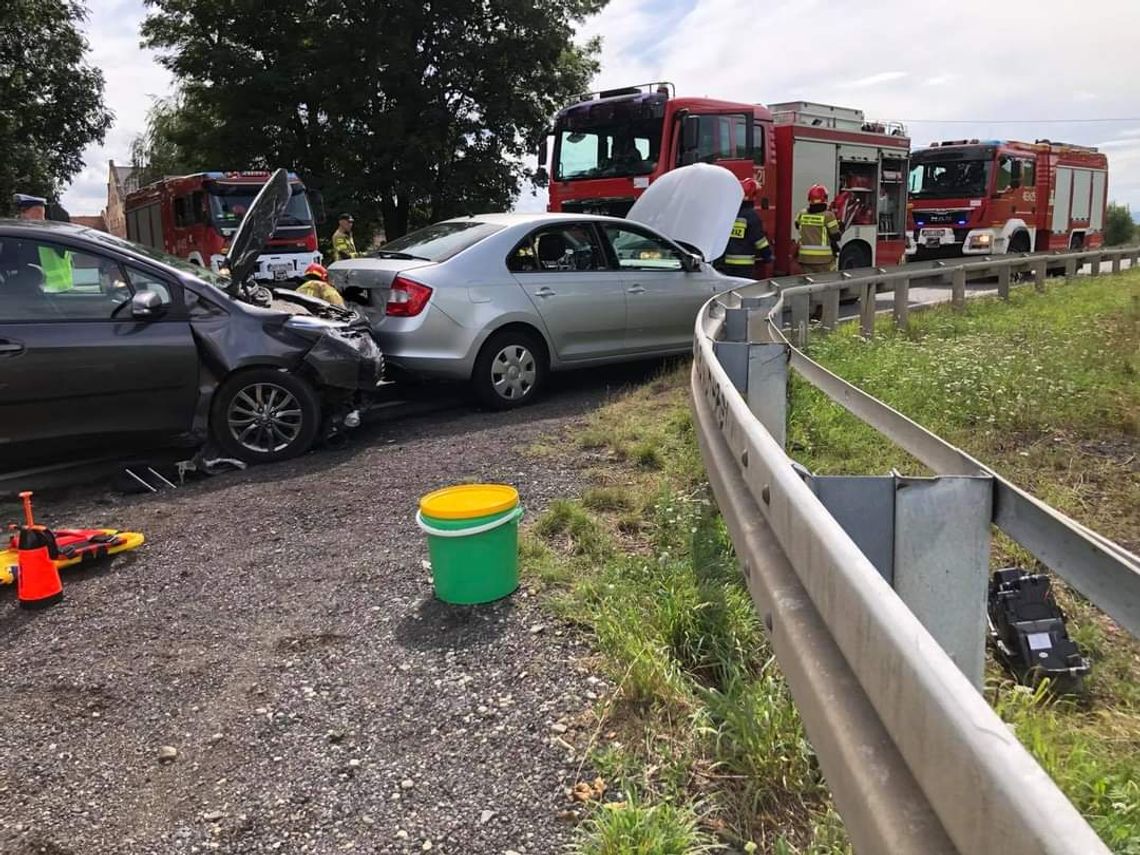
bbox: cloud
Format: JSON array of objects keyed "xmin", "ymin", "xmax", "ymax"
[
  {"xmin": 840, "ymin": 71, "xmax": 909, "ymax": 90},
  {"xmin": 60, "ymin": 2, "xmax": 173, "ymax": 214}
]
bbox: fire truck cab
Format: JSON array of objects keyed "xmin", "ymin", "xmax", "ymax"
[
  {"xmin": 908, "ymin": 139, "xmax": 1108, "ymax": 259},
  {"xmin": 125, "ymin": 171, "xmax": 323, "ymax": 282},
  {"xmin": 544, "ymin": 84, "xmax": 910, "ymax": 275}
]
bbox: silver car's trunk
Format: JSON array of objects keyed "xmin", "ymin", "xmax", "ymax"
[{"xmin": 327, "ymin": 257, "xmax": 436, "ymax": 314}]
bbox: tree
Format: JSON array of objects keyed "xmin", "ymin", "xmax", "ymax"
[
  {"xmin": 1104, "ymin": 202, "xmax": 1136, "ymax": 247},
  {"xmin": 139, "ymin": 0, "xmax": 605, "ymax": 238},
  {"xmin": 129, "ymin": 91, "xmax": 210, "ymax": 186},
  {"xmin": 0, "ymin": 0, "xmax": 112, "ymax": 214}
]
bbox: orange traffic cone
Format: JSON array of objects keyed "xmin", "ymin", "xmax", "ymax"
[{"xmin": 15, "ymin": 492, "xmax": 62, "ymax": 610}]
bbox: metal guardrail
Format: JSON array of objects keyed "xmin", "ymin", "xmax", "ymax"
[{"xmin": 691, "ymin": 246, "xmax": 1140, "ymax": 854}]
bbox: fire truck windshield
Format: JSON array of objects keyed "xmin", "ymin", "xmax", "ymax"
[
  {"xmin": 208, "ymin": 183, "xmax": 313, "ymax": 229},
  {"xmin": 554, "ymin": 117, "xmax": 662, "ymax": 181},
  {"xmin": 908, "ymin": 158, "xmax": 993, "ymax": 199}
]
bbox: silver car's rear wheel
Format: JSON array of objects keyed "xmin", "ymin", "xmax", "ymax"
[
  {"xmin": 473, "ymin": 329, "xmax": 548, "ymax": 410},
  {"xmin": 490, "ymin": 343, "xmax": 538, "ymax": 402}
]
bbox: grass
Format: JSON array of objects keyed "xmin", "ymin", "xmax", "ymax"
[
  {"xmin": 788, "ymin": 271, "xmax": 1140, "ymax": 851},
  {"xmin": 521, "ymin": 363, "xmax": 848, "ymax": 854}
]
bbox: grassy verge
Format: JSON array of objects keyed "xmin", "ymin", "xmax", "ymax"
[
  {"xmin": 522, "ymin": 366, "xmax": 847, "ymax": 854},
  {"xmin": 788, "ymin": 271, "xmax": 1140, "ymax": 851}
]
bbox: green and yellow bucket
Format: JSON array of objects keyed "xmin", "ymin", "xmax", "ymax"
[{"xmin": 416, "ymin": 484, "xmax": 523, "ymax": 604}]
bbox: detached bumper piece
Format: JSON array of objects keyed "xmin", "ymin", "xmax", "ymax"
[{"xmin": 987, "ymin": 567, "xmax": 1090, "ymax": 694}]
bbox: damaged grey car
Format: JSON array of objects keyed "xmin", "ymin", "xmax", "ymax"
[{"xmin": 0, "ymin": 170, "xmax": 383, "ymax": 472}]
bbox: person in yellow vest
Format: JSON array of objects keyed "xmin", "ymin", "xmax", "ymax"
[
  {"xmin": 15, "ymin": 194, "xmax": 73, "ymax": 292},
  {"xmin": 794, "ymin": 184, "xmax": 842, "ymax": 275},
  {"xmin": 295, "ymin": 263, "xmax": 345, "ymax": 306},
  {"xmin": 329, "ymin": 213, "xmax": 359, "ymax": 262}
]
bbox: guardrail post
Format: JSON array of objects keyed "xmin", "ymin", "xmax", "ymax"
[
  {"xmin": 892, "ymin": 278, "xmax": 909, "ymax": 328},
  {"xmin": 746, "ymin": 343, "xmax": 789, "ymax": 447},
  {"xmin": 1088, "ymin": 253, "xmax": 1101, "ymax": 277},
  {"xmin": 820, "ymin": 289, "xmax": 840, "ymax": 331},
  {"xmin": 1034, "ymin": 259, "xmax": 1047, "ymax": 292},
  {"xmin": 997, "ymin": 265, "xmax": 1011, "ymax": 299},
  {"xmin": 1112, "ymin": 254, "xmax": 1122, "ymax": 275},
  {"xmin": 859, "ymin": 282, "xmax": 876, "ymax": 338},
  {"xmin": 951, "ymin": 267, "xmax": 966, "ymax": 310},
  {"xmin": 893, "ymin": 475, "xmax": 993, "ymax": 689},
  {"xmin": 1064, "ymin": 257, "xmax": 1078, "ymax": 278},
  {"xmin": 790, "ymin": 293, "xmax": 811, "ymax": 347}
]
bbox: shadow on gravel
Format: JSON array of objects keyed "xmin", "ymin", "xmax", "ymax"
[
  {"xmin": 394, "ymin": 595, "xmax": 514, "ymax": 652},
  {"xmin": 0, "ymin": 553, "xmax": 142, "ymax": 642}
]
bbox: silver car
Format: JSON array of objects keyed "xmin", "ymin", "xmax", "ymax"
[{"xmin": 328, "ymin": 164, "xmax": 746, "ymax": 409}]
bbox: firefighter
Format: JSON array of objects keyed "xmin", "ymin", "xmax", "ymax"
[
  {"xmin": 718, "ymin": 178, "xmax": 772, "ymax": 279},
  {"xmin": 330, "ymin": 213, "xmax": 359, "ymax": 262},
  {"xmin": 295, "ymin": 263, "xmax": 345, "ymax": 306},
  {"xmin": 794, "ymin": 184, "xmax": 842, "ymax": 274}
]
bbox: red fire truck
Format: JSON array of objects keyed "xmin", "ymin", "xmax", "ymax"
[
  {"xmin": 543, "ymin": 84, "xmax": 911, "ymax": 273},
  {"xmin": 908, "ymin": 139, "xmax": 1108, "ymax": 259},
  {"xmin": 124, "ymin": 171, "xmax": 323, "ymax": 282}
]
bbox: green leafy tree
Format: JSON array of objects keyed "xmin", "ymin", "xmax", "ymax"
[
  {"xmin": 0, "ymin": 0, "xmax": 112, "ymax": 214},
  {"xmin": 1104, "ymin": 202, "xmax": 1136, "ymax": 246},
  {"xmin": 129, "ymin": 91, "xmax": 210, "ymax": 186},
  {"xmin": 138, "ymin": 0, "xmax": 604, "ymax": 239}
]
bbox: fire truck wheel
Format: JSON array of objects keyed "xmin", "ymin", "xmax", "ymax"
[
  {"xmin": 838, "ymin": 242, "xmax": 872, "ymax": 272},
  {"xmin": 1009, "ymin": 232, "xmax": 1031, "ymax": 254},
  {"xmin": 210, "ymin": 368, "xmax": 322, "ymax": 464}
]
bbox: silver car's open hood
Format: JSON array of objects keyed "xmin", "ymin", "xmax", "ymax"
[{"xmin": 626, "ymin": 163, "xmax": 743, "ymax": 261}]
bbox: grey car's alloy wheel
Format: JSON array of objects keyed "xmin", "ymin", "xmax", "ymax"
[
  {"xmin": 211, "ymin": 368, "xmax": 321, "ymax": 463},
  {"xmin": 473, "ymin": 329, "xmax": 548, "ymax": 410},
  {"xmin": 228, "ymin": 383, "xmax": 303, "ymax": 454}
]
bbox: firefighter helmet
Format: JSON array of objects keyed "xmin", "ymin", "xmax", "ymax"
[
  {"xmin": 807, "ymin": 184, "xmax": 829, "ymax": 204},
  {"xmin": 740, "ymin": 178, "xmax": 759, "ymax": 200},
  {"xmin": 303, "ymin": 263, "xmax": 329, "ymax": 281}
]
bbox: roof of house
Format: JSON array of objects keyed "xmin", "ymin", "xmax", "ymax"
[{"xmin": 71, "ymin": 214, "xmax": 107, "ymax": 231}]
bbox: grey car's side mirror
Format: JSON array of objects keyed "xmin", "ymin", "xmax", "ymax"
[
  {"xmin": 681, "ymin": 252, "xmax": 702, "ymax": 273},
  {"xmin": 130, "ymin": 290, "xmax": 164, "ymax": 319}
]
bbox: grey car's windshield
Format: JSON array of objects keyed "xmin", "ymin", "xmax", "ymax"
[
  {"xmin": 370, "ymin": 221, "xmax": 503, "ymax": 262},
  {"xmin": 81, "ymin": 228, "xmax": 233, "ymax": 290}
]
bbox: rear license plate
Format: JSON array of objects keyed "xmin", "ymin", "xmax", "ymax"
[{"xmin": 270, "ymin": 263, "xmax": 289, "ymax": 280}]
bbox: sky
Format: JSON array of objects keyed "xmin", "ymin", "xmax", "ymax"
[{"xmin": 65, "ymin": 0, "xmax": 1140, "ymax": 218}]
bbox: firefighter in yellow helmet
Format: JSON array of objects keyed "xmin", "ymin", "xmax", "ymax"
[
  {"xmin": 794, "ymin": 184, "xmax": 842, "ymax": 274},
  {"xmin": 295, "ymin": 263, "xmax": 345, "ymax": 306}
]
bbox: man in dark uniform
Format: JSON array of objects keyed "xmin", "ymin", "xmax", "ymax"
[{"xmin": 718, "ymin": 178, "xmax": 771, "ymax": 279}]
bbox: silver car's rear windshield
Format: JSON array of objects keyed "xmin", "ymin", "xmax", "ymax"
[{"xmin": 370, "ymin": 221, "xmax": 503, "ymax": 262}]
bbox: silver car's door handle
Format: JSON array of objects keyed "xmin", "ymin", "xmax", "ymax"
[
  {"xmin": 627, "ymin": 284, "xmax": 646, "ymax": 294},
  {"xmin": 534, "ymin": 287, "xmax": 555, "ymax": 297}
]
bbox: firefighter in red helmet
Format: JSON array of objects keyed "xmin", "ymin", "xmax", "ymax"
[
  {"xmin": 794, "ymin": 184, "xmax": 842, "ymax": 274},
  {"xmin": 717, "ymin": 177, "xmax": 772, "ymax": 279},
  {"xmin": 295, "ymin": 262, "xmax": 345, "ymax": 306}
]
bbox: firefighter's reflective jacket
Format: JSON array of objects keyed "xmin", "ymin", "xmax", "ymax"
[
  {"xmin": 723, "ymin": 205, "xmax": 771, "ymax": 269},
  {"xmin": 794, "ymin": 206, "xmax": 841, "ymax": 265},
  {"xmin": 296, "ymin": 278, "xmax": 345, "ymax": 306},
  {"xmin": 330, "ymin": 229, "xmax": 358, "ymax": 263}
]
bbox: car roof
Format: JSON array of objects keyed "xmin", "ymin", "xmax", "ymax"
[
  {"xmin": 0, "ymin": 218, "xmax": 105, "ymax": 238},
  {"xmin": 442, "ymin": 212, "xmax": 633, "ymax": 227}
]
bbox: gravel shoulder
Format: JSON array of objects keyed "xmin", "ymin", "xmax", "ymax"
[{"xmin": 0, "ymin": 366, "xmax": 661, "ymax": 855}]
